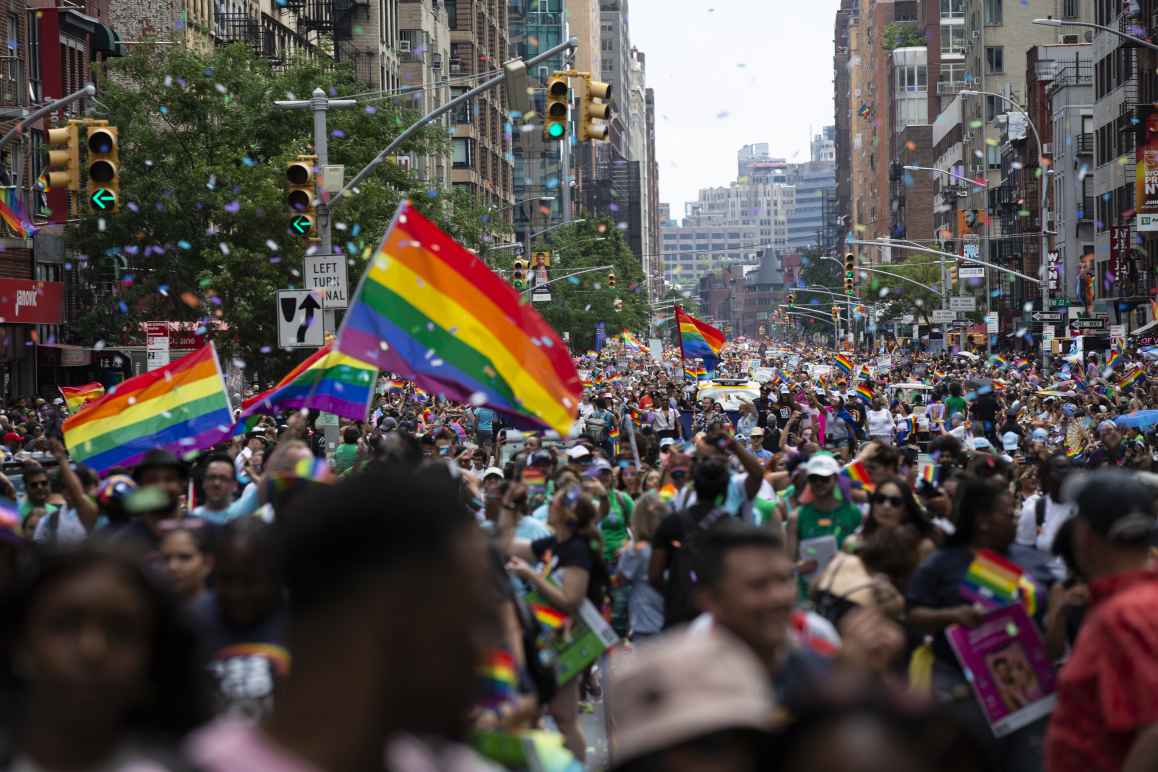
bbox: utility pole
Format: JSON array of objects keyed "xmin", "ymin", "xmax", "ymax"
[{"xmin": 274, "ymin": 87, "xmax": 357, "ymax": 337}]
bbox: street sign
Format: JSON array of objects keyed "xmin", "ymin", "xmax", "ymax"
[
  {"xmin": 276, "ymin": 289, "xmax": 325, "ymax": 348},
  {"xmin": 1031, "ymin": 311, "xmax": 1063, "ymax": 322},
  {"xmin": 950, "ymin": 320, "xmax": 972, "ymax": 329},
  {"xmin": 949, "ymin": 295, "xmax": 976, "ymax": 312},
  {"xmin": 1068, "ymin": 306, "xmax": 1085, "ymax": 321},
  {"xmin": 986, "ymin": 311, "xmax": 999, "ymax": 334},
  {"xmin": 1069, "ymin": 317, "xmax": 1107, "ymax": 332},
  {"xmin": 531, "ymin": 289, "xmax": 552, "ymax": 303},
  {"xmin": 932, "ymin": 309, "xmax": 956, "ymax": 323},
  {"xmin": 1042, "ymin": 325, "xmax": 1055, "ymax": 340},
  {"xmin": 1110, "ymin": 324, "xmax": 1127, "ymax": 338},
  {"xmin": 90, "ymin": 187, "xmax": 116, "ymax": 211},
  {"xmin": 145, "ymin": 321, "xmax": 170, "ymax": 371},
  {"xmin": 321, "ymin": 164, "xmax": 345, "ymax": 194},
  {"xmin": 302, "ymin": 254, "xmax": 349, "ymax": 309},
  {"xmin": 1050, "ymin": 297, "xmax": 1069, "ymax": 308},
  {"xmin": 290, "ymin": 214, "xmax": 314, "ymax": 237},
  {"xmin": 959, "ymin": 266, "xmax": 985, "ymax": 279}
]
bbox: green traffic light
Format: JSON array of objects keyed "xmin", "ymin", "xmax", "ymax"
[{"xmin": 547, "ymin": 122, "xmax": 566, "ymax": 138}]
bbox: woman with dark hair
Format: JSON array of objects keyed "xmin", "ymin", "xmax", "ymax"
[
  {"xmin": 906, "ymin": 475, "xmax": 1047, "ymax": 769},
  {"xmin": 854, "ymin": 477, "xmax": 935, "ymax": 561},
  {"xmin": 158, "ymin": 519, "xmax": 215, "ymax": 606},
  {"xmin": 0, "ymin": 546, "xmax": 208, "ymax": 769},
  {"xmin": 503, "ymin": 487, "xmax": 609, "ymax": 762}
]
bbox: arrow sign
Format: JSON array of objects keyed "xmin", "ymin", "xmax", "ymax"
[
  {"xmin": 1069, "ymin": 318, "xmax": 1107, "ymax": 331},
  {"xmin": 296, "ymin": 293, "xmax": 321, "ymax": 343},
  {"xmin": 290, "ymin": 215, "xmax": 313, "ymax": 236},
  {"xmin": 1032, "ymin": 311, "xmax": 1063, "ymax": 322},
  {"xmin": 90, "ymin": 188, "xmax": 116, "ymax": 211}
]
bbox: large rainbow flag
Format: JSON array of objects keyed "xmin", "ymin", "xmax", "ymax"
[
  {"xmin": 59, "ymin": 382, "xmax": 105, "ymax": 413},
  {"xmin": 622, "ymin": 329, "xmax": 644, "ymax": 353},
  {"xmin": 236, "ymin": 343, "xmax": 376, "ymax": 426},
  {"xmin": 675, "ymin": 305, "xmax": 725, "ymax": 375},
  {"xmin": 63, "ymin": 344, "xmax": 233, "ymax": 473},
  {"xmin": 334, "ymin": 201, "xmax": 581, "ymax": 435}
]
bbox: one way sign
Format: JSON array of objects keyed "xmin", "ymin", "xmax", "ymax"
[
  {"xmin": 1032, "ymin": 311, "xmax": 1063, "ymax": 322},
  {"xmin": 277, "ymin": 289, "xmax": 325, "ymax": 349}
]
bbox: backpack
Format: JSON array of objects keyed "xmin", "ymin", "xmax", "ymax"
[
  {"xmin": 585, "ymin": 410, "xmax": 609, "ymax": 441},
  {"xmin": 662, "ymin": 503, "xmax": 731, "ymax": 629}
]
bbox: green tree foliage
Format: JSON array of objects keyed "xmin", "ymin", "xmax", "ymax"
[
  {"xmin": 493, "ymin": 220, "xmax": 648, "ymax": 351},
  {"xmin": 882, "ymin": 23, "xmax": 925, "ymax": 51},
  {"xmin": 67, "ymin": 44, "xmax": 493, "ymax": 377},
  {"xmin": 866, "ymin": 260, "xmax": 945, "ymax": 326}
]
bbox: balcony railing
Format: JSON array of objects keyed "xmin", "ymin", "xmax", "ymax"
[
  {"xmin": 936, "ymin": 80, "xmax": 966, "ymax": 95},
  {"xmin": 1079, "ymin": 196, "xmax": 1095, "ymax": 221},
  {"xmin": 0, "ymin": 56, "xmax": 24, "ymax": 111},
  {"xmin": 1075, "ymin": 132, "xmax": 1093, "ymax": 154}
]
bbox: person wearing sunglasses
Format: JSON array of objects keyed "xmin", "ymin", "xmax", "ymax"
[
  {"xmin": 17, "ymin": 462, "xmax": 56, "ymax": 528},
  {"xmin": 853, "ymin": 477, "xmax": 935, "ymax": 562}
]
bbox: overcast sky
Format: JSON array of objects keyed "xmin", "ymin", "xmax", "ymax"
[{"xmin": 629, "ymin": 0, "xmax": 840, "ymax": 219}]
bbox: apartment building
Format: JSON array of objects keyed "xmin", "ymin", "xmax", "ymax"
[{"xmin": 398, "ymin": 0, "xmax": 450, "ymax": 189}]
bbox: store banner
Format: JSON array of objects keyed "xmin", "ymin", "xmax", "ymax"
[
  {"xmin": 0, "ymin": 279, "xmax": 63, "ymax": 324},
  {"xmin": 1135, "ymin": 108, "xmax": 1158, "ymax": 231}
]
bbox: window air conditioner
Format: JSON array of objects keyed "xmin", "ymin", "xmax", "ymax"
[
  {"xmin": 399, "ymin": 39, "xmax": 412, "ymax": 52},
  {"xmin": 1042, "ymin": 142, "xmax": 1052, "ymax": 155}
]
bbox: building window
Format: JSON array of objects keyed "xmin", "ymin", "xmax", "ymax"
[
  {"xmin": 985, "ymin": 94, "xmax": 1001, "ymax": 121},
  {"xmin": 985, "ymin": 46, "xmax": 1004, "ymax": 73},
  {"xmin": 940, "ymin": 0, "xmax": 965, "ymax": 17},
  {"xmin": 940, "ymin": 23, "xmax": 966, "ymax": 56},
  {"xmin": 984, "ymin": 0, "xmax": 1002, "ymax": 24},
  {"xmin": 452, "ymin": 138, "xmax": 472, "ymax": 168},
  {"xmin": 1063, "ymin": 0, "xmax": 1080, "ymax": 18},
  {"xmin": 26, "ymin": 11, "xmax": 39, "ymax": 103}
]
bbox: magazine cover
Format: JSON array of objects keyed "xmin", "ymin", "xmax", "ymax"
[{"xmin": 946, "ymin": 604, "xmax": 1057, "ymax": 737}]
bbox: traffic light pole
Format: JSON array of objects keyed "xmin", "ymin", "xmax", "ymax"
[
  {"xmin": 330, "ymin": 37, "xmax": 579, "ymax": 209},
  {"xmin": 0, "ymin": 84, "xmax": 95, "ymax": 151},
  {"xmin": 275, "ymin": 88, "xmax": 357, "ymax": 338}
]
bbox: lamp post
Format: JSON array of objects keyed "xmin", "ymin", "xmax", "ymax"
[
  {"xmin": 1033, "ymin": 17, "xmax": 1158, "ymax": 51},
  {"xmin": 959, "ymin": 88, "xmax": 1052, "ymax": 367}
]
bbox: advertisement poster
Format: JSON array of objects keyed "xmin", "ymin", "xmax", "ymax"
[
  {"xmin": 946, "ymin": 605, "xmax": 1057, "ymax": 737},
  {"xmin": 1109, "ymin": 226, "xmax": 1131, "ymax": 283},
  {"xmin": 1135, "ymin": 108, "xmax": 1158, "ymax": 231}
]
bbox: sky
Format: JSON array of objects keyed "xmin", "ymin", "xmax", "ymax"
[{"xmin": 629, "ymin": 0, "xmax": 841, "ymax": 219}]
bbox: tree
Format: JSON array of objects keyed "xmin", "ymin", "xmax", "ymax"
[
  {"xmin": 496, "ymin": 219, "xmax": 648, "ymax": 351},
  {"xmin": 882, "ymin": 22, "xmax": 925, "ymax": 51},
  {"xmin": 66, "ymin": 44, "xmax": 492, "ymax": 378},
  {"xmin": 866, "ymin": 260, "xmax": 944, "ymax": 326}
]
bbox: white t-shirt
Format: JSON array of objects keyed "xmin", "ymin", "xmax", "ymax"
[{"xmin": 866, "ymin": 408, "xmax": 895, "ymax": 438}]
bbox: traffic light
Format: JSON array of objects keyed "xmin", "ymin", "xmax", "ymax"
[
  {"xmin": 607, "ymin": 271, "xmax": 617, "ymax": 288},
  {"xmin": 832, "ymin": 305, "xmax": 840, "ymax": 319},
  {"xmin": 578, "ymin": 75, "xmax": 611, "ymax": 142},
  {"xmin": 844, "ymin": 253, "xmax": 856, "ymax": 295},
  {"xmin": 46, "ymin": 122, "xmax": 80, "ymax": 192},
  {"xmin": 86, "ymin": 124, "xmax": 119, "ymax": 213},
  {"xmin": 286, "ymin": 155, "xmax": 317, "ymax": 239},
  {"xmin": 950, "ymin": 259, "xmax": 959, "ymax": 285},
  {"xmin": 544, "ymin": 74, "xmax": 570, "ymax": 141},
  {"xmin": 787, "ymin": 292, "xmax": 796, "ymax": 306},
  {"xmin": 512, "ymin": 258, "xmax": 527, "ymax": 289}
]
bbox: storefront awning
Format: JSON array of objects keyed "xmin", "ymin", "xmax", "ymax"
[{"xmin": 1129, "ymin": 318, "xmax": 1158, "ymax": 338}]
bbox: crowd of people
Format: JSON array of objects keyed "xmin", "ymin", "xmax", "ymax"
[{"xmin": 0, "ymin": 334, "xmax": 1157, "ymax": 772}]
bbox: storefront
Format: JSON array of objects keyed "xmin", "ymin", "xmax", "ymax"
[{"xmin": 0, "ymin": 278, "xmax": 65, "ymax": 398}]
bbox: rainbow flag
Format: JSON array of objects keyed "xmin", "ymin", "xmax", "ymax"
[
  {"xmin": 897, "ymin": 415, "xmax": 916, "ymax": 437},
  {"xmin": 833, "ymin": 353, "xmax": 853, "ymax": 376},
  {"xmin": 684, "ymin": 363, "xmax": 708, "ymax": 381},
  {"xmin": 919, "ymin": 462, "xmax": 938, "ymax": 486},
  {"xmin": 530, "ymin": 602, "xmax": 568, "ymax": 631},
  {"xmin": 622, "ymin": 330, "xmax": 644, "ymax": 352},
  {"xmin": 477, "ymin": 649, "xmax": 518, "ymax": 709},
  {"xmin": 1118, "ymin": 367, "xmax": 1144, "ymax": 392},
  {"xmin": 960, "ymin": 548, "xmax": 1023, "ymax": 610},
  {"xmin": 855, "ymin": 383, "xmax": 874, "ymax": 403},
  {"xmin": 675, "ymin": 305, "xmax": 725, "ymax": 374},
  {"xmin": 0, "ymin": 189, "xmax": 34, "ymax": 239},
  {"xmin": 1105, "ymin": 349, "xmax": 1122, "ymax": 370},
  {"xmin": 237, "ymin": 344, "xmax": 376, "ymax": 425},
  {"xmin": 63, "ymin": 344, "xmax": 233, "ymax": 473},
  {"xmin": 659, "ymin": 482, "xmax": 678, "ymax": 502},
  {"xmin": 334, "ymin": 202, "xmax": 581, "ymax": 435},
  {"xmin": 59, "ymin": 382, "xmax": 106, "ymax": 413},
  {"xmin": 842, "ymin": 460, "xmax": 875, "ymax": 492},
  {"xmin": 990, "ymin": 354, "xmax": 1008, "ymax": 368}
]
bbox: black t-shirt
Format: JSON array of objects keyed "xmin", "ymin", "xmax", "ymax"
[
  {"xmin": 531, "ymin": 534, "xmax": 609, "ymax": 607},
  {"xmin": 971, "ymin": 394, "xmax": 998, "ymax": 425}
]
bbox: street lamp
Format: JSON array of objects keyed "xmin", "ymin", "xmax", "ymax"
[
  {"xmin": 1033, "ymin": 17, "xmax": 1158, "ymax": 51},
  {"xmin": 959, "ymin": 88, "xmax": 1052, "ymax": 366},
  {"xmin": 903, "ymin": 165, "xmax": 988, "ymax": 188}
]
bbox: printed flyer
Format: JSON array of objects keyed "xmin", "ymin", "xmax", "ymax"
[{"xmin": 947, "ymin": 604, "xmax": 1057, "ymax": 737}]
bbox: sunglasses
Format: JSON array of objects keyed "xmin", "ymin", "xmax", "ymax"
[
  {"xmin": 670, "ymin": 469, "xmax": 688, "ymax": 480},
  {"xmin": 872, "ymin": 494, "xmax": 905, "ymax": 508}
]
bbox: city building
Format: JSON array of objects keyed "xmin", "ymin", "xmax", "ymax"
[
  {"xmin": 448, "ymin": 0, "xmax": 514, "ymax": 211},
  {"xmin": 833, "ymin": 0, "xmax": 855, "ymax": 245},
  {"xmin": 398, "ymin": 0, "xmax": 450, "ymax": 189},
  {"xmin": 644, "ymin": 86, "xmax": 660, "ymax": 299},
  {"xmin": 784, "ymin": 158, "xmax": 837, "ymax": 251}
]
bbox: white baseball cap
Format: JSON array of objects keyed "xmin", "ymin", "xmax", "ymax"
[{"xmin": 803, "ymin": 454, "xmax": 841, "ymax": 477}]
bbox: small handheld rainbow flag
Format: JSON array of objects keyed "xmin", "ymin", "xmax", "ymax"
[
  {"xmin": 960, "ymin": 549, "xmax": 1023, "ymax": 610},
  {"xmin": 833, "ymin": 353, "xmax": 854, "ymax": 376},
  {"xmin": 1118, "ymin": 367, "xmax": 1144, "ymax": 392},
  {"xmin": 989, "ymin": 354, "xmax": 1008, "ymax": 368},
  {"xmin": 918, "ymin": 462, "xmax": 938, "ymax": 486},
  {"xmin": 897, "ymin": 415, "xmax": 916, "ymax": 437},
  {"xmin": 855, "ymin": 383, "xmax": 874, "ymax": 403},
  {"xmin": 659, "ymin": 482, "xmax": 678, "ymax": 502},
  {"xmin": 476, "ymin": 649, "xmax": 518, "ymax": 709},
  {"xmin": 621, "ymin": 330, "xmax": 644, "ymax": 352},
  {"xmin": 530, "ymin": 602, "xmax": 568, "ymax": 631},
  {"xmin": 842, "ymin": 460, "xmax": 875, "ymax": 492},
  {"xmin": 59, "ymin": 382, "xmax": 106, "ymax": 413},
  {"xmin": 1105, "ymin": 349, "xmax": 1121, "ymax": 370}
]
